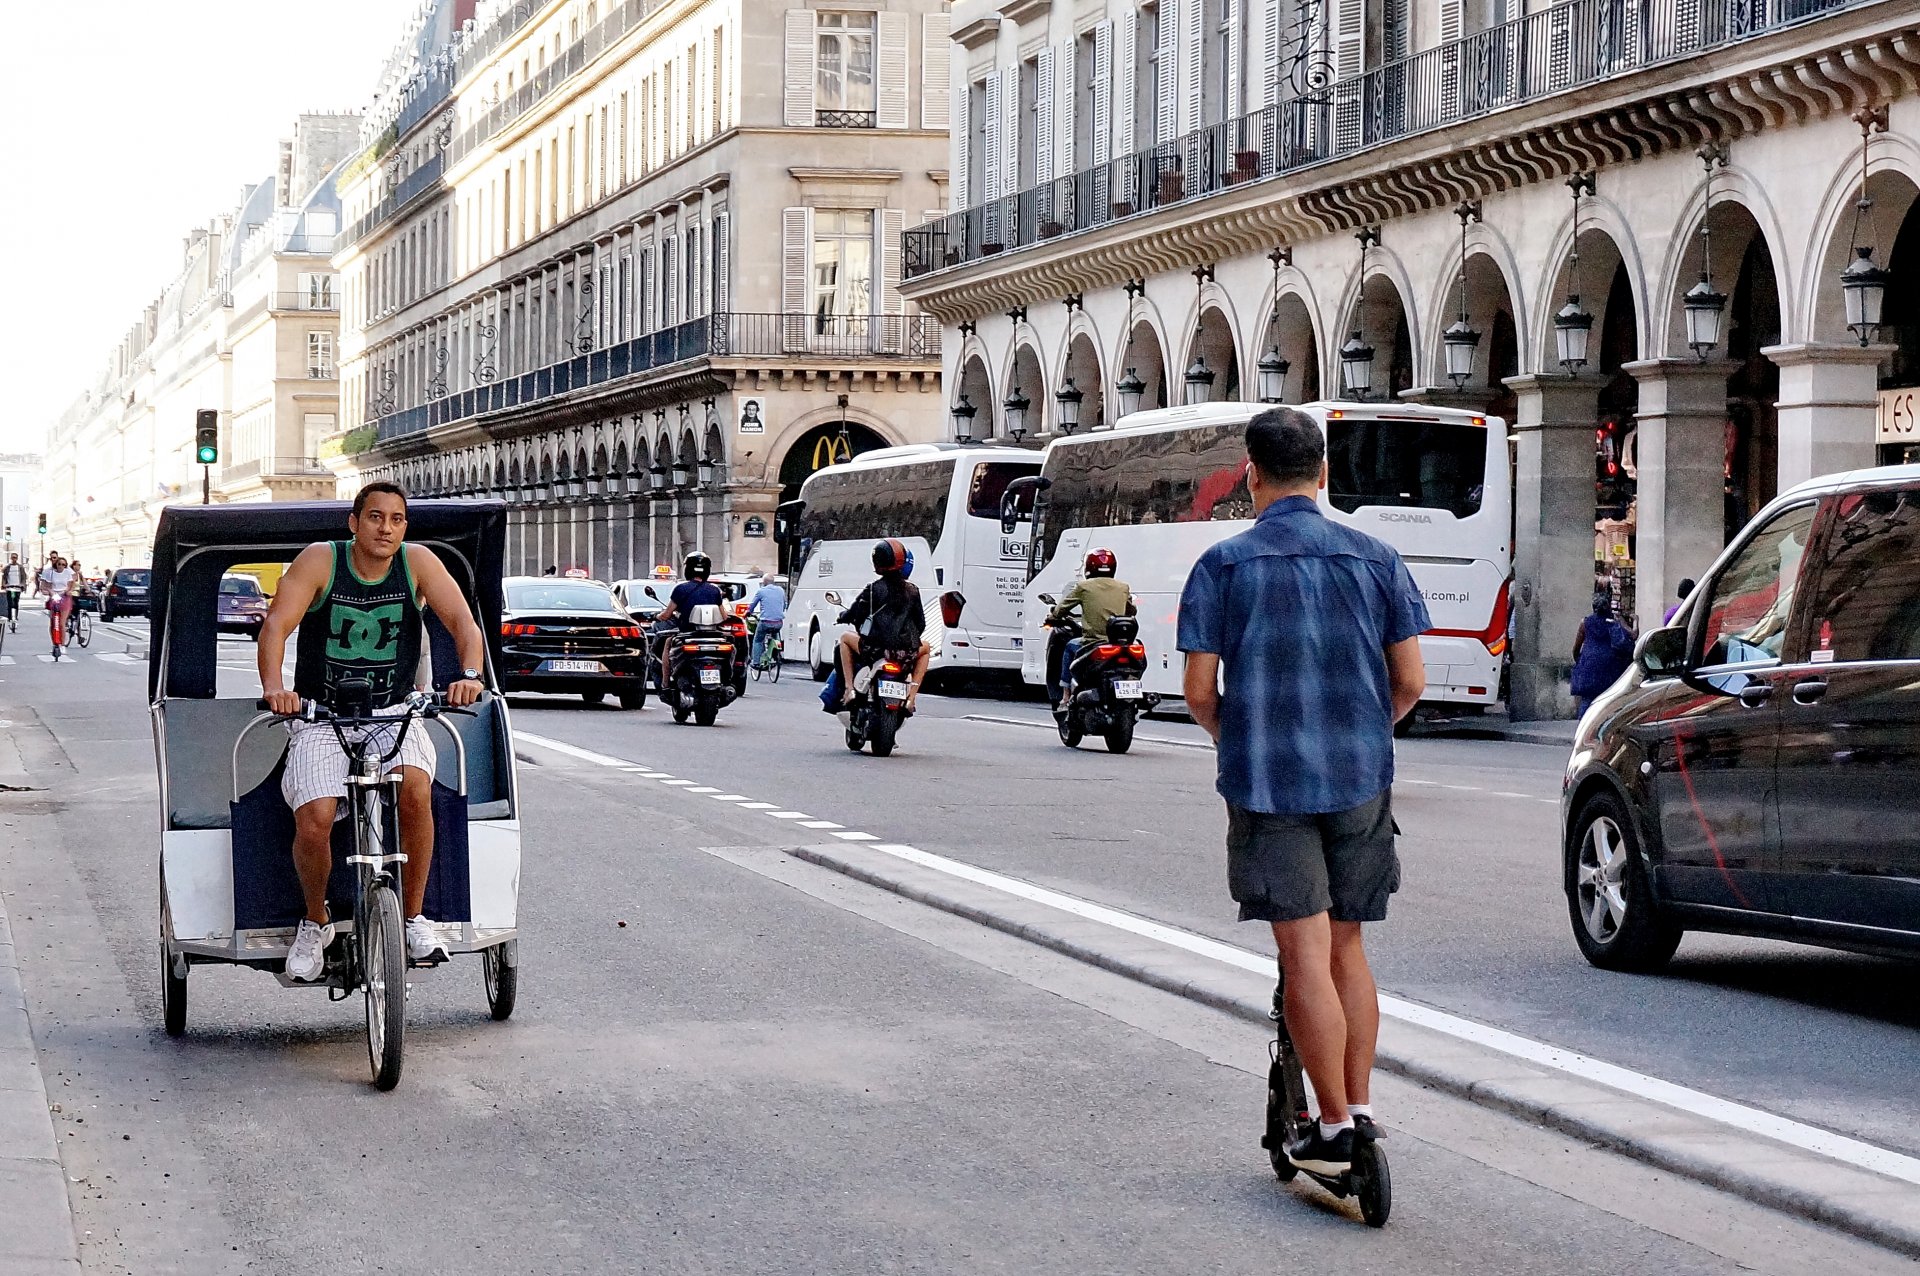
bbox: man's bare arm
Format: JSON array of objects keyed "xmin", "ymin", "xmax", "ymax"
[
  {"xmin": 259, "ymin": 544, "xmax": 333, "ymax": 712},
  {"xmin": 1386, "ymin": 636, "xmax": 1425, "ymax": 723},
  {"xmin": 408, "ymin": 546, "xmax": 488, "ymax": 705},
  {"xmin": 1183, "ymin": 652, "xmax": 1223, "ymax": 742}
]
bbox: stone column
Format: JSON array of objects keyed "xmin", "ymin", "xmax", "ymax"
[
  {"xmin": 1624, "ymin": 359, "xmax": 1733, "ymax": 635},
  {"xmin": 1504, "ymin": 374, "xmax": 1604, "ymax": 721},
  {"xmin": 1763, "ymin": 343, "xmax": 1888, "ymax": 491}
]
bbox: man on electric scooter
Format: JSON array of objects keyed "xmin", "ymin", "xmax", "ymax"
[
  {"xmin": 258, "ymin": 481, "xmax": 489, "ymax": 982},
  {"xmin": 1177, "ymin": 407, "xmax": 1428, "ymax": 1176}
]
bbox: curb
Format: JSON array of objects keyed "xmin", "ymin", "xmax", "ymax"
[
  {"xmin": 790, "ymin": 840, "xmax": 1920, "ymax": 1258},
  {"xmin": 0, "ymin": 872, "xmax": 83, "ymax": 1272}
]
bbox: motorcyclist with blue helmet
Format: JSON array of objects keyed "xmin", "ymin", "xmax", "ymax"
[{"xmin": 828, "ymin": 539, "xmax": 931, "ymax": 711}]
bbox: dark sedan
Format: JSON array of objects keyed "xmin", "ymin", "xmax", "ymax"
[
  {"xmin": 500, "ymin": 577, "xmax": 650, "ymax": 708},
  {"xmin": 1562, "ymin": 464, "xmax": 1920, "ymax": 971},
  {"xmin": 102, "ymin": 567, "xmax": 152, "ymax": 621}
]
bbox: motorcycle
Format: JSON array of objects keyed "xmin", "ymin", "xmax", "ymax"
[
  {"xmin": 1043, "ymin": 598, "xmax": 1147, "ymax": 754},
  {"xmin": 841, "ymin": 651, "xmax": 915, "ymax": 757},
  {"xmin": 649, "ymin": 604, "xmax": 738, "ymax": 726}
]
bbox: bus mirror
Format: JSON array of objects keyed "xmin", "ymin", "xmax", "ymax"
[
  {"xmin": 999, "ymin": 475, "xmax": 1046, "ymax": 534},
  {"xmin": 1037, "ymin": 593, "xmax": 1056, "ymax": 606},
  {"xmin": 774, "ymin": 500, "xmax": 805, "ymax": 546}
]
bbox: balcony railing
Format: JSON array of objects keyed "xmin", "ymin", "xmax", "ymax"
[
  {"xmin": 907, "ymin": 0, "xmax": 1870, "ymax": 279},
  {"xmin": 370, "ymin": 312, "xmax": 940, "ymax": 443},
  {"xmin": 275, "ymin": 292, "xmax": 340, "ymax": 312},
  {"xmin": 816, "ymin": 109, "xmax": 878, "ymax": 128},
  {"xmin": 222, "ymin": 457, "xmax": 333, "ymax": 483}
]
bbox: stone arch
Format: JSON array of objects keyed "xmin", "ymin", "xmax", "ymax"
[
  {"xmin": 508, "ymin": 454, "xmax": 523, "ymax": 493},
  {"xmin": 1058, "ymin": 327, "xmax": 1106, "ymax": 431},
  {"xmin": 999, "ymin": 322, "xmax": 1046, "ymax": 396},
  {"xmin": 1336, "ymin": 267, "xmax": 1415, "ymax": 402},
  {"xmin": 954, "ymin": 352, "xmax": 995, "ymax": 441},
  {"xmin": 653, "ymin": 432, "xmax": 674, "ymax": 481},
  {"xmin": 1113, "ymin": 304, "xmax": 1171, "ymax": 416},
  {"xmin": 771, "ymin": 409, "xmax": 895, "ymax": 502},
  {"xmin": 702, "ymin": 420, "xmax": 725, "ymax": 467},
  {"xmin": 1805, "ymin": 148, "xmax": 1920, "ymax": 346},
  {"xmin": 1183, "ymin": 303, "xmax": 1242, "ymax": 404},
  {"xmin": 611, "ymin": 439, "xmax": 629, "ymax": 486},
  {"xmin": 1534, "ymin": 201, "xmax": 1650, "ymax": 370}
]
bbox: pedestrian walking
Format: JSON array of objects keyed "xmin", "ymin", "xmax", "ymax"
[
  {"xmin": 1571, "ymin": 591, "xmax": 1635, "ymax": 715},
  {"xmin": 1177, "ymin": 406, "xmax": 1428, "ymax": 1176},
  {"xmin": 1662, "ymin": 577, "xmax": 1695, "ymax": 625}
]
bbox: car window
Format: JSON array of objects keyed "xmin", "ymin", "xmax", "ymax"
[
  {"xmin": 1698, "ymin": 502, "xmax": 1816, "ymax": 668},
  {"xmin": 116, "ymin": 570, "xmax": 151, "ymax": 586},
  {"xmin": 1801, "ymin": 486, "xmax": 1920, "ymax": 663},
  {"xmin": 506, "ymin": 582, "xmax": 621, "ymax": 613},
  {"xmin": 219, "ymin": 576, "xmax": 264, "ymax": 597}
]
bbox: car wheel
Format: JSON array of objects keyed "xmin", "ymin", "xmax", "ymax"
[
  {"xmin": 618, "ymin": 688, "xmax": 646, "ymax": 710},
  {"xmin": 1566, "ymin": 792, "xmax": 1681, "ymax": 972}
]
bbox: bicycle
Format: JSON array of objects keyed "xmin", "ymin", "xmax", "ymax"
[
  {"xmin": 1261, "ymin": 968, "xmax": 1391, "ymax": 1226},
  {"xmin": 69, "ymin": 597, "xmax": 92, "ymax": 649},
  {"xmin": 748, "ymin": 616, "xmax": 783, "ymax": 683},
  {"xmin": 264, "ymin": 680, "xmax": 474, "ymax": 1090}
]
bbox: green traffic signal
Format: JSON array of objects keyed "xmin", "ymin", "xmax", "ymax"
[{"xmin": 197, "ymin": 443, "xmax": 219, "ymax": 465}]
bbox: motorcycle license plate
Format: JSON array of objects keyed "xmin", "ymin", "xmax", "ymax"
[
  {"xmin": 1112, "ymin": 679, "xmax": 1144, "ymax": 700},
  {"xmin": 547, "ymin": 659, "xmax": 604, "ymax": 673},
  {"xmin": 698, "ymin": 667, "xmax": 722, "ymax": 686},
  {"xmin": 878, "ymin": 680, "xmax": 908, "ymax": 701}
]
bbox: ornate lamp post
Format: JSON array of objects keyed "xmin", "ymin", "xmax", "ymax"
[
  {"xmin": 1002, "ymin": 386, "xmax": 1030, "ymax": 441},
  {"xmin": 1555, "ymin": 174, "xmax": 1597, "ymax": 371},
  {"xmin": 1182, "ymin": 355, "xmax": 1215, "ymax": 406},
  {"xmin": 951, "ymin": 393, "xmax": 978, "ymax": 444},
  {"xmin": 1114, "ymin": 368, "xmax": 1145, "ymax": 418},
  {"xmin": 1256, "ymin": 348, "xmax": 1289, "ymax": 403},
  {"xmin": 1054, "ymin": 379, "xmax": 1083, "ymax": 434},
  {"xmin": 1841, "ymin": 106, "xmax": 1891, "ymax": 346},
  {"xmin": 1339, "ymin": 333, "xmax": 1375, "ymax": 398},
  {"xmin": 1443, "ymin": 202, "xmax": 1482, "ymax": 389},
  {"xmin": 1683, "ymin": 144, "xmax": 1730, "ymax": 359}
]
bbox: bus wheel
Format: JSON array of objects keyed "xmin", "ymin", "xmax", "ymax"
[{"xmin": 810, "ymin": 625, "xmax": 832, "ymax": 682}]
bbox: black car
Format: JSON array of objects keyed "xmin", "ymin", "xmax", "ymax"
[
  {"xmin": 500, "ymin": 576, "xmax": 650, "ymax": 708},
  {"xmin": 1563, "ymin": 464, "xmax": 1920, "ymax": 971},
  {"xmin": 102, "ymin": 567, "xmax": 152, "ymax": 621}
]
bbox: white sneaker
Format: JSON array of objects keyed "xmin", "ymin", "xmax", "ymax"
[
  {"xmin": 286, "ymin": 919, "xmax": 332, "ymax": 981},
  {"xmin": 405, "ymin": 915, "xmax": 448, "ymax": 962}
]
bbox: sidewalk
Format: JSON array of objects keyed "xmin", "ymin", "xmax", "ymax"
[{"xmin": 0, "ymin": 714, "xmax": 82, "ymax": 1273}]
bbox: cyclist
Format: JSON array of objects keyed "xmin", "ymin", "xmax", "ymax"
[
  {"xmin": 1, "ymin": 554, "xmax": 25, "ymax": 633},
  {"xmin": 1046, "ymin": 547, "xmax": 1134, "ymax": 707},
  {"xmin": 258, "ymin": 481, "xmax": 487, "ymax": 982},
  {"xmin": 746, "ymin": 575, "xmax": 787, "ymax": 668},
  {"xmin": 833, "ymin": 539, "xmax": 929, "ymax": 712},
  {"xmin": 38, "ymin": 554, "xmax": 76, "ymax": 659}
]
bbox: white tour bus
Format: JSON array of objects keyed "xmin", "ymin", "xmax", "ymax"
[
  {"xmin": 778, "ymin": 444, "xmax": 1043, "ymax": 680},
  {"xmin": 1015, "ymin": 401, "xmax": 1513, "ymax": 709}
]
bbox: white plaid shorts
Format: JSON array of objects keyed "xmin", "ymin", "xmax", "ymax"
[{"xmin": 281, "ymin": 709, "xmax": 438, "ymax": 813}]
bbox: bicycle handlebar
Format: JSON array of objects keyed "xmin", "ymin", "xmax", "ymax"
[{"xmin": 255, "ymin": 689, "xmax": 484, "ymax": 724}]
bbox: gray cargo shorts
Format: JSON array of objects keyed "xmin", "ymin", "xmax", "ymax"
[{"xmin": 1225, "ymin": 789, "xmax": 1399, "ymax": 924}]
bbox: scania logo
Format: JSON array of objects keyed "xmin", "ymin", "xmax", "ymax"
[{"xmin": 1380, "ymin": 512, "xmax": 1433, "ymax": 524}]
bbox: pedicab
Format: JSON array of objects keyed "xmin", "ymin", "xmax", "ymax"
[{"xmin": 149, "ymin": 501, "xmax": 522, "ymax": 1090}]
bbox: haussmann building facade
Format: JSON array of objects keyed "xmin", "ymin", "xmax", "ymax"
[
  {"xmin": 335, "ymin": 0, "xmax": 955, "ymax": 580},
  {"xmin": 904, "ymin": 0, "xmax": 1920, "ymax": 718}
]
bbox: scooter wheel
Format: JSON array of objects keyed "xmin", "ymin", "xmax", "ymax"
[
  {"xmin": 1263, "ymin": 1053, "xmax": 1301, "ymax": 1183},
  {"xmin": 1057, "ymin": 710, "xmax": 1083, "ymax": 748},
  {"xmin": 1352, "ymin": 1137, "xmax": 1391, "ymax": 1227}
]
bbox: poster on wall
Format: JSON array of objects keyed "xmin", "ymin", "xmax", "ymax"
[{"xmin": 738, "ymin": 397, "xmax": 766, "ymax": 435}]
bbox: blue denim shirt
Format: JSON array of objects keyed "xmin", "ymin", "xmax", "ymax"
[{"xmin": 1177, "ymin": 496, "xmax": 1430, "ymax": 815}]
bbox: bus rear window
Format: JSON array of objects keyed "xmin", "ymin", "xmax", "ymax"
[
  {"xmin": 1326, "ymin": 419, "xmax": 1487, "ymax": 519},
  {"xmin": 967, "ymin": 462, "xmax": 1041, "ymax": 518}
]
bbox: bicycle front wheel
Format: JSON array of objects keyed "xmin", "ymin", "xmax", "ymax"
[{"xmin": 362, "ymin": 883, "xmax": 407, "ymax": 1091}]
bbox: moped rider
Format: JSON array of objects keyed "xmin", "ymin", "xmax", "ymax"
[
  {"xmin": 1046, "ymin": 547, "xmax": 1134, "ymax": 707},
  {"xmin": 833, "ymin": 539, "xmax": 929, "ymax": 712},
  {"xmin": 258, "ymin": 481, "xmax": 488, "ymax": 982}
]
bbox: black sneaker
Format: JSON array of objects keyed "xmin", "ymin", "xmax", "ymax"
[
  {"xmin": 1353, "ymin": 1114, "xmax": 1384, "ymax": 1141},
  {"xmin": 1286, "ymin": 1124, "xmax": 1354, "ymax": 1174}
]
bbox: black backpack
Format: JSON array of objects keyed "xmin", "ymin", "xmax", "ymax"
[{"xmin": 861, "ymin": 580, "xmax": 920, "ymax": 652}]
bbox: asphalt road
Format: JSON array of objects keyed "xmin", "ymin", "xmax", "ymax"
[{"xmin": 0, "ymin": 616, "xmax": 1910, "ymax": 1273}]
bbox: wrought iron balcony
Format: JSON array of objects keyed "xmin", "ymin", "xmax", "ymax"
[
  {"xmin": 816, "ymin": 109, "xmax": 878, "ymax": 128},
  {"xmin": 906, "ymin": 0, "xmax": 1872, "ymax": 279},
  {"xmin": 369, "ymin": 312, "xmax": 939, "ymax": 443},
  {"xmin": 275, "ymin": 292, "xmax": 340, "ymax": 312}
]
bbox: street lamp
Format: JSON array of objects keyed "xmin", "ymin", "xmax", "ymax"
[
  {"xmin": 1115, "ymin": 368, "xmax": 1146, "ymax": 419},
  {"xmin": 648, "ymin": 463, "xmax": 668, "ymax": 493},
  {"xmin": 1256, "ymin": 347, "xmax": 1289, "ymax": 403},
  {"xmin": 1684, "ymin": 144, "xmax": 1729, "ymax": 360},
  {"xmin": 671, "ymin": 458, "xmax": 692, "ymax": 488},
  {"xmin": 1182, "ymin": 355, "xmax": 1216, "ymax": 406},
  {"xmin": 626, "ymin": 460, "xmax": 646, "ymax": 496},
  {"xmin": 1842, "ymin": 247, "xmax": 1890, "ymax": 344},
  {"xmin": 1444, "ymin": 201, "xmax": 1482, "ymax": 389},
  {"xmin": 1553, "ymin": 297, "xmax": 1594, "ymax": 371},
  {"xmin": 951, "ymin": 393, "xmax": 978, "ymax": 444},
  {"xmin": 1002, "ymin": 386, "xmax": 1031, "ymax": 441},
  {"xmin": 1339, "ymin": 333, "xmax": 1375, "ymax": 398},
  {"xmin": 1054, "ymin": 378, "xmax": 1084, "ymax": 434},
  {"xmin": 697, "ymin": 450, "xmax": 719, "ymax": 487}
]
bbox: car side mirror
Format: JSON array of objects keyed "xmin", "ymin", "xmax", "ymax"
[{"xmin": 1635, "ymin": 625, "xmax": 1690, "ymax": 679}]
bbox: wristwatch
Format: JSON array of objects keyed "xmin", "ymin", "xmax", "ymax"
[{"xmin": 462, "ymin": 667, "xmax": 482, "ymax": 681}]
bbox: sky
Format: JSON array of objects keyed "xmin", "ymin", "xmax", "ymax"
[{"xmin": 0, "ymin": 0, "xmax": 402, "ymax": 455}]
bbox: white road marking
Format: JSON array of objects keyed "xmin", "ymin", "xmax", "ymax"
[
  {"xmin": 0, "ymin": 656, "xmax": 12, "ymax": 666},
  {"xmin": 685, "ymin": 786, "xmax": 721, "ymax": 794},
  {"xmin": 660, "ymin": 779, "xmax": 695, "ymax": 786},
  {"xmin": 709, "ymin": 794, "xmax": 750, "ymax": 802},
  {"xmin": 766, "ymin": 811, "xmax": 810, "ymax": 819},
  {"xmin": 738, "ymin": 802, "xmax": 778, "ymax": 810},
  {"xmin": 514, "ymin": 727, "xmax": 1920, "ymax": 1186}
]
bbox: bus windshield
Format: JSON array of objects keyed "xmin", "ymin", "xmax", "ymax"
[{"xmin": 1326, "ymin": 417, "xmax": 1487, "ymax": 518}]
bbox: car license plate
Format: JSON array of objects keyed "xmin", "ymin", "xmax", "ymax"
[
  {"xmin": 878, "ymin": 680, "xmax": 908, "ymax": 701},
  {"xmin": 547, "ymin": 659, "xmax": 603, "ymax": 673},
  {"xmin": 698, "ymin": 667, "xmax": 722, "ymax": 686},
  {"xmin": 1112, "ymin": 679, "xmax": 1143, "ymax": 699},
  {"xmin": 126, "ymin": 588, "xmax": 147, "ymax": 597}
]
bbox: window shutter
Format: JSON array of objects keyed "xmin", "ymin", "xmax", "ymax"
[
  {"xmin": 953, "ymin": 83, "xmax": 971, "ymax": 208},
  {"xmin": 1181, "ymin": 0, "xmax": 1203, "ymax": 135},
  {"xmin": 878, "ymin": 12, "xmax": 910, "ymax": 129},
  {"xmin": 1036, "ymin": 47, "xmax": 1055, "ymax": 187},
  {"xmin": 1115, "ymin": 10, "xmax": 1138, "ymax": 205},
  {"xmin": 711, "ymin": 212, "xmax": 729, "ymax": 313},
  {"xmin": 781, "ymin": 207, "xmax": 812, "ymax": 350},
  {"xmin": 1250, "ymin": 0, "xmax": 1279, "ymax": 112},
  {"xmin": 983, "ymin": 70, "xmax": 1003, "ymax": 240},
  {"xmin": 1057, "ymin": 39, "xmax": 1075, "ymax": 176},
  {"xmin": 1000, "ymin": 70, "xmax": 1020, "ymax": 197},
  {"xmin": 1155, "ymin": 5, "xmax": 1177, "ymax": 147},
  {"xmin": 1332, "ymin": 0, "xmax": 1365, "ymax": 151},
  {"xmin": 881, "ymin": 207, "xmax": 905, "ymax": 316},
  {"xmin": 641, "ymin": 243, "xmax": 656, "ymax": 332},
  {"xmin": 661, "ymin": 236, "xmax": 677, "ymax": 327},
  {"xmin": 1225, "ymin": 0, "xmax": 1241, "ymax": 122},
  {"xmin": 1439, "ymin": 0, "xmax": 1462, "ymax": 115},
  {"xmin": 784, "ymin": 10, "xmax": 816, "ymax": 127},
  {"xmin": 1092, "ymin": 21, "xmax": 1114, "ymax": 165},
  {"xmin": 922, "ymin": 14, "xmax": 951, "ymax": 130}
]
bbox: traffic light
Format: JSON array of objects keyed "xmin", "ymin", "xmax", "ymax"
[
  {"xmin": 36, "ymin": 513, "xmax": 47, "ymax": 536},
  {"xmin": 195, "ymin": 409, "xmax": 219, "ymax": 466}
]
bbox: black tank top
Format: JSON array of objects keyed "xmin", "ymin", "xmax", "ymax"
[{"xmin": 293, "ymin": 541, "xmax": 424, "ymax": 709}]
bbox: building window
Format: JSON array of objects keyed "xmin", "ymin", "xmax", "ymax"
[
  {"xmin": 816, "ymin": 12, "xmax": 875, "ymax": 127},
  {"xmin": 297, "ymin": 273, "xmax": 337, "ymax": 309},
  {"xmin": 812, "ymin": 209, "xmax": 873, "ymax": 333},
  {"xmin": 307, "ymin": 331, "xmax": 335, "ymax": 380}
]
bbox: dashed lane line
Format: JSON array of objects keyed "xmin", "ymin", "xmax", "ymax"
[{"xmin": 513, "ymin": 726, "xmax": 1920, "ymax": 1188}]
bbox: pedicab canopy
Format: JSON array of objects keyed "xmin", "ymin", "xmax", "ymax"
[{"xmin": 147, "ymin": 501, "xmax": 508, "ymax": 702}]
